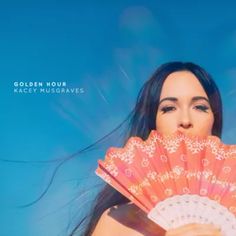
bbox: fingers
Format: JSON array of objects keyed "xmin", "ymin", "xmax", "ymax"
[{"xmin": 165, "ymin": 223, "xmax": 222, "ymax": 236}]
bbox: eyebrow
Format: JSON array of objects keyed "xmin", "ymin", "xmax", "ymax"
[{"xmin": 158, "ymin": 96, "xmax": 210, "ymax": 105}]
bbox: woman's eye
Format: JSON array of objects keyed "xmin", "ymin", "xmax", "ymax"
[
  {"xmin": 195, "ymin": 105, "xmax": 209, "ymax": 112},
  {"xmin": 160, "ymin": 106, "xmax": 176, "ymax": 113}
]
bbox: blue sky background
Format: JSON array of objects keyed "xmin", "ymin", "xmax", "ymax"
[{"xmin": 1, "ymin": 1, "xmax": 236, "ymax": 235}]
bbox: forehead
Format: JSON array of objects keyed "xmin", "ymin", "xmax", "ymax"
[{"xmin": 160, "ymin": 71, "xmax": 208, "ymax": 98}]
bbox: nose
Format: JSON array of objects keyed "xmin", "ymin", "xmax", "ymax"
[
  {"xmin": 179, "ymin": 122, "xmax": 192, "ymax": 129},
  {"xmin": 178, "ymin": 110, "xmax": 193, "ymax": 130}
]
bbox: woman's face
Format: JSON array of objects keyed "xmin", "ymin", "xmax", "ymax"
[{"xmin": 155, "ymin": 71, "xmax": 214, "ymax": 136}]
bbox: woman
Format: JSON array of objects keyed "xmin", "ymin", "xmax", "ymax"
[{"xmin": 72, "ymin": 62, "xmax": 224, "ymax": 236}]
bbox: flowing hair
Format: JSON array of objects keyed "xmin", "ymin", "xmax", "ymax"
[{"xmin": 69, "ymin": 61, "xmax": 223, "ymax": 235}]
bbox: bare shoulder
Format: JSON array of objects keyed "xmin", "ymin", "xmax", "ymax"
[{"xmin": 92, "ymin": 203, "xmax": 165, "ymax": 236}]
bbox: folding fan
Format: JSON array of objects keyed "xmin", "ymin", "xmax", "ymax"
[{"xmin": 95, "ymin": 130, "xmax": 236, "ymax": 235}]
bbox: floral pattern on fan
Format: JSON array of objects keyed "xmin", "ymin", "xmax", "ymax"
[{"xmin": 95, "ymin": 130, "xmax": 236, "ymax": 235}]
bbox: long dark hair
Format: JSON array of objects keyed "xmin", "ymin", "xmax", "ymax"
[{"xmin": 70, "ymin": 61, "xmax": 223, "ymax": 235}]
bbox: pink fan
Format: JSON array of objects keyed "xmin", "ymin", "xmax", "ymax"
[{"xmin": 96, "ymin": 130, "xmax": 236, "ymax": 235}]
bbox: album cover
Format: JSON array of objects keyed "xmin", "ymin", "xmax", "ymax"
[{"xmin": 1, "ymin": 1, "xmax": 236, "ymax": 236}]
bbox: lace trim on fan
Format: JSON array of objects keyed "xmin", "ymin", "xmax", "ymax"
[
  {"xmin": 103, "ymin": 130, "xmax": 236, "ymax": 177},
  {"xmin": 148, "ymin": 194, "xmax": 236, "ymax": 236}
]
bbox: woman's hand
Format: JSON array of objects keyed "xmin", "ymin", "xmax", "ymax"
[{"xmin": 165, "ymin": 223, "xmax": 222, "ymax": 236}]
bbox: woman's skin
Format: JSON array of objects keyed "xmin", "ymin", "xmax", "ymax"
[
  {"xmin": 92, "ymin": 71, "xmax": 222, "ymax": 236},
  {"xmin": 156, "ymin": 71, "xmax": 214, "ymax": 137}
]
